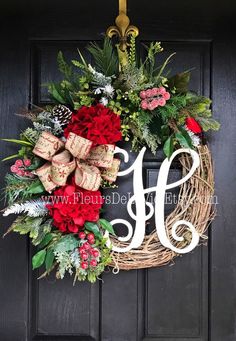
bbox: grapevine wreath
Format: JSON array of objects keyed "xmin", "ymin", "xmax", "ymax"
[{"xmin": 1, "ymin": 38, "xmax": 219, "ymax": 283}]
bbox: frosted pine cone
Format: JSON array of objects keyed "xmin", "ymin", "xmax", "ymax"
[{"xmin": 52, "ymin": 105, "xmax": 72, "ymax": 126}]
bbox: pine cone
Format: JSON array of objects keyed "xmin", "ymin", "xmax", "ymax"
[{"xmin": 52, "ymin": 105, "xmax": 72, "ymax": 126}]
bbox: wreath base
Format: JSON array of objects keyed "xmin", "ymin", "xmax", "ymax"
[{"xmin": 109, "ymin": 145, "xmax": 215, "ymax": 271}]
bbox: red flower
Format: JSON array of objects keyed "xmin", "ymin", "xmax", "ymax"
[
  {"xmin": 186, "ymin": 117, "xmax": 202, "ymax": 134},
  {"xmin": 64, "ymin": 104, "xmax": 122, "ymax": 146},
  {"xmin": 46, "ymin": 180, "xmax": 103, "ymax": 233}
]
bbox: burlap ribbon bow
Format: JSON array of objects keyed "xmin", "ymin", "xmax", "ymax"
[{"xmin": 32, "ymin": 131, "xmax": 120, "ymax": 192}]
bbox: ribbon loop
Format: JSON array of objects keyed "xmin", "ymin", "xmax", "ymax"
[
  {"xmin": 33, "ymin": 131, "xmax": 64, "ymax": 161},
  {"xmin": 33, "ymin": 131, "xmax": 120, "ymax": 192},
  {"xmin": 101, "ymin": 158, "xmax": 121, "ymax": 183},
  {"xmin": 87, "ymin": 144, "xmax": 115, "ymax": 168},
  {"xmin": 65, "ymin": 132, "xmax": 93, "ymax": 159},
  {"xmin": 75, "ymin": 161, "xmax": 101, "ymax": 191},
  {"xmin": 51, "ymin": 150, "xmax": 76, "ymax": 186}
]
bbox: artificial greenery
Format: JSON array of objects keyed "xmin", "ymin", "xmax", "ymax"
[{"xmin": 46, "ymin": 37, "xmax": 219, "ymax": 158}]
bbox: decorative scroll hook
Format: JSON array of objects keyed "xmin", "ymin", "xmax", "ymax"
[{"xmin": 106, "ymin": 0, "xmax": 139, "ymax": 52}]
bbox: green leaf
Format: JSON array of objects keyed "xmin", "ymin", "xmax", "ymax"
[
  {"xmin": 11, "ymin": 216, "xmax": 32, "ymax": 235},
  {"xmin": 99, "ymin": 219, "xmax": 115, "ymax": 236},
  {"xmin": 57, "ymin": 51, "xmax": 72, "ymax": 79},
  {"xmin": 155, "ymin": 52, "xmax": 176, "ymax": 82},
  {"xmin": 175, "ymin": 128, "xmax": 193, "ymax": 149},
  {"xmin": 87, "ymin": 37, "xmax": 119, "ymax": 76},
  {"xmin": 39, "ymin": 233, "xmax": 53, "ymax": 248},
  {"xmin": 45, "ymin": 249, "xmax": 55, "ymax": 271},
  {"xmin": 168, "ymin": 72, "xmax": 191, "ymax": 93},
  {"xmin": 196, "ymin": 117, "xmax": 220, "ymax": 131},
  {"xmin": 48, "ymin": 83, "xmax": 66, "ymax": 104},
  {"xmin": 84, "ymin": 222, "xmax": 102, "ymax": 240},
  {"xmin": 27, "ymin": 180, "xmax": 45, "ymax": 194},
  {"xmin": 32, "ymin": 249, "xmax": 46, "ymax": 270},
  {"xmin": 163, "ymin": 136, "xmax": 174, "ymax": 159},
  {"xmin": 2, "ymin": 154, "xmax": 19, "ymax": 162},
  {"xmin": 54, "ymin": 235, "xmax": 79, "ymax": 253},
  {"xmin": 1, "ymin": 138, "xmax": 33, "ymax": 146}
]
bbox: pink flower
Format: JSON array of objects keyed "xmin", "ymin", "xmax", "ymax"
[
  {"xmin": 163, "ymin": 91, "xmax": 170, "ymax": 100},
  {"xmin": 158, "ymin": 87, "xmax": 166, "ymax": 95},
  {"xmin": 152, "ymin": 88, "xmax": 159, "ymax": 95},
  {"xmin": 152, "ymin": 99, "xmax": 159, "ymax": 108},
  {"xmin": 140, "ymin": 90, "xmax": 147, "ymax": 99},
  {"xmin": 15, "ymin": 159, "xmax": 23, "ymax": 167},
  {"xmin": 24, "ymin": 159, "xmax": 31, "ymax": 167},
  {"xmin": 148, "ymin": 102, "xmax": 155, "ymax": 110},
  {"xmin": 158, "ymin": 98, "xmax": 166, "ymax": 106},
  {"xmin": 151, "ymin": 88, "xmax": 157, "ymax": 96},
  {"xmin": 145, "ymin": 89, "xmax": 153, "ymax": 98},
  {"xmin": 141, "ymin": 100, "xmax": 148, "ymax": 110}
]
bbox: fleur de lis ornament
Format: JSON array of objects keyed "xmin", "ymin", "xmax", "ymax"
[{"xmin": 106, "ymin": 0, "xmax": 139, "ymax": 52}]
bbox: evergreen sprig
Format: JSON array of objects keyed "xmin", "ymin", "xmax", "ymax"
[{"xmin": 87, "ymin": 37, "xmax": 119, "ymax": 77}]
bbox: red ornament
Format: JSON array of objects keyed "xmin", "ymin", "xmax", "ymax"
[
  {"xmin": 185, "ymin": 117, "xmax": 202, "ymax": 134},
  {"xmin": 64, "ymin": 104, "xmax": 122, "ymax": 146}
]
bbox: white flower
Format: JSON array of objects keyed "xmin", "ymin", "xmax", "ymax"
[
  {"xmin": 94, "ymin": 88, "xmax": 102, "ymax": 95},
  {"xmin": 103, "ymin": 84, "xmax": 115, "ymax": 97},
  {"xmin": 100, "ymin": 97, "xmax": 108, "ymax": 106},
  {"xmin": 185, "ymin": 126, "xmax": 200, "ymax": 146}
]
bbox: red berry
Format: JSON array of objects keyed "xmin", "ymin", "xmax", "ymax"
[
  {"xmin": 87, "ymin": 233, "xmax": 94, "ymax": 241},
  {"xmin": 93, "ymin": 250, "xmax": 100, "ymax": 258},
  {"xmin": 83, "ymin": 242, "xmax": 91, "ymax": 250},
  {"xmin": 81, "ymin": 261, "xmax": 88, "ymax": 270},
  {"xmin": 90, "ymin": 259, "xmax": 97, "ymax": 267},
  {"xmin": 23, "ymin": 159, "xmax": 31, "ymax": 167},
  {"xmin": 88, "ymin": 238, "xmax": 95, "ymax": 245},
  {"xmin": 81, "ymin": 252, "xmax": 88, "ymax": 260},
  {"xmin": 79, "ymin": 232, "xmax": 86, "ymax": 239},
  {"xmin": 15, "ymin": 159, "xmax": 24, "ymax": 167},
  {"xmin": 79, "ymin": 246, "xmax": 85, "ymax": 254}
]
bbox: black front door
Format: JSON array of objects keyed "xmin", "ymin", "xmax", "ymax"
[{"xmin": 0, "ymin": 1, "xmax": 235, "ymax": 340}]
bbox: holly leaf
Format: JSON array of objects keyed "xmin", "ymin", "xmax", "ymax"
[
  {"xmin": 32, "ymin": 249, "xmax": 46, "ymax": 270},
  {"xmin": 99, "ymin": 219, "xmax": 115, "ymax": 236},
  {"xmin": 163, "ymin": 136, "xmax": 174, "ymax": 159},
  {"xmin": 168, "ymin": 72, "xmax": 190, "ymax": 93},
  {"xmin": 85, "ymin": 222, "xmax": 102, "ymax": 240},
  {"xmin": 175, "ymin": 128, "xmax": 193, "ymax": 149},
  {"xmin": 45, "ymin": 249, "xmax": 55, "ymax": 271}
]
